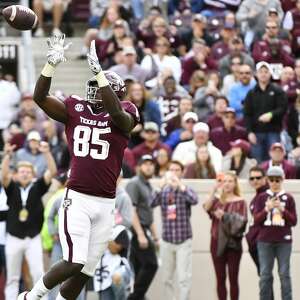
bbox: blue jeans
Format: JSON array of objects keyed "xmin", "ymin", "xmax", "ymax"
[
  {"xmin": 257, "ymin": 242, "xmax": 292, "ymax": 300},
  {"xmin": 251, "ymin": 132, "xmax": 280, "ymax": 163},
  {"xmin": 131, "ymin": 0, "xmax": 144, "ymax": 20}
]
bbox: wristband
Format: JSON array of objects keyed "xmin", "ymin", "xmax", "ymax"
[
  {"xmin": 96, "ymin": 71, "xmax": 109, "ymax": 88},
  {"xmin": 41, "ymin": 63, "xmax": 55, "ymax": 78}
]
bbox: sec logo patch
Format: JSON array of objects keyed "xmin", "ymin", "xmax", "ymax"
[{"xmin": 75, "ymin": 104, "xmax": 84, "ymax": 112}]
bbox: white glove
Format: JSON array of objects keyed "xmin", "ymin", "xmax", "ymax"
[
  {"xmin": 46, "ymin": 34, "xmax": 71, "ymax": 67},
  {"xmin": 87, "ymin": 40, "xmax": 102, "ymax": 75}
]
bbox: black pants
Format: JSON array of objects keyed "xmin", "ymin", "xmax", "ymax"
[
  {"xmin": 249, "ymin": 246, "xmax": 274, "ymax": 300},
  {"xmin": 128, "ymin": 231, "xmax": 158, "ymax": 300}
]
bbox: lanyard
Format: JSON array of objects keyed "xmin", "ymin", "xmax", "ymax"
[{"xmin": 20, "ymin": 183, "xmax": 33, "ymax": 208}]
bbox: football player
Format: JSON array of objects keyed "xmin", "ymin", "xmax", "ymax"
[{"xmin": 18, "ymin": 35, "xmax": 139, "ymax": 300}]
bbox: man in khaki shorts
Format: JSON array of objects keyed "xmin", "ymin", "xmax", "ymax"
[{"xmin": 32, "ymin": 0, "xmax": 70, "ymax": 37}]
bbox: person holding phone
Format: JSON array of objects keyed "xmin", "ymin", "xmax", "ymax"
[
  {"xmin": 203, "ymin": 171, "xmax": 247, "ymax": 300},
  {"xmin": 151, "ymin": 160, "xmax": 198, "ymax": 300}
]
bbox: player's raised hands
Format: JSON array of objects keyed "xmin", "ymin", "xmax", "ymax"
[
  {"xmin": 46, "ymin": 34, "xmax": 71, "ymax": 67},
  {"xmin": 87, "ymin": 40, "xmax": 102, "ymax": 75}
]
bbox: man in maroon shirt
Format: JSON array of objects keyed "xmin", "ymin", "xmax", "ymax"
[
  {"xmin": 132, "ymin": 122, "xmax": 170, "ymax": 165},
  {"xmin": 210, "ymin": 107, "xmax": 247, "ymax": 155},
  {"xmin": 260, "ymin": 143, "xmax": 297, "ymax": 179},
  {"xmin": 18, "ymin": 36, "xmax": 139, "ymax": 300},
  {"xmin": 253, "ymin": 166, "xmax": 297, "ymax": 300},
  {"xmin": 207, "ymin": 96, "xmax": 229, "ymax": 129}
]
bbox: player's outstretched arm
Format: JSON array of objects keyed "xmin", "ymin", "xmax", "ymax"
[
  {"xmin": 34, "ymin": 34, "xmax": 71, "ymax": 124},
  {"xmin": 87, "ymin": 40, "xmax": 135, "ymax": 133}
]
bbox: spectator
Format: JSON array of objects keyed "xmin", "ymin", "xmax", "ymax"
[
  {"xmin": 165, "ymin": 112, "xmax": 198, "ymax": 150},
  {"xmin": 207, "ymin": 96, "xmax": 229, "ymax": 129},
  {"xmin": 9, "ymin": 113, "xmax": 38, "ymax": 151},
  {"xmin": 245, "ymin": 167, "xmax": 269, "ymax": 273},
  {"xmin": 151, "ymin": 75, "xmax": 189, "ymax": 134},
  {"xmin": 193, "ymin": 73, "xmax": 220, "ymax": 121},
  {"xmin": 189, "ymin": 70, "xmax": 207, "ymax": 97},
  {"xmin": 42, "ymin": 118, "xmax": 65, "ymax": 168},
  {"xmin": 93, "ymin": 18, "xmax": 130, "ymax": 68},
  {"xmin": 14, "ymin": 131, "xmax": 48, "ymax": 178},
  {"xmin": 137, "ymin": 16, "xmax": 179, "ymax": 52},
  {"xmin": 126, "ymin": 82, "xmax": 162, "ymax": 148},
  {"xmin": 244, "ymin": 61, "xmax": 288, "ymax": 163},
  {"xmin": 280, "ymin": 66, "xmax": 298, "ymax": 104},
  {"xmin": 253, "ymin": 166, "xmax": 297, "ymax": 300},
  {"xmin": 110, "ymin": 46, "xmax": 154, "ymax": 83},
  {"xmin": 126, "ymin": 155, "xmax": 158, "ymax": 300},
  {"xmin": 131, "ymin": 122, "xmax": 170, "ymax": 165},
  {"xmin": 184, "ymin": 145, "xmax": 216, "ymax": 179},
  {"xmin": 94, "ymin": 225, "xmax": 132, "ymax": 300},
  {"xmin": 151, "ymin": 160, "xmax": 198, "ymax": 300},
  {"xmin": 209, "ymin": 22, "xmax": 237, "ymax": 62},
  {"xmin": 260, "ymin": 143, "xmax": 297, "ymax": 179},
  {"xmin": 236, "ymin": 0, "xmax": 283, "ymax": 49},
  {"xmin": 133, "ymin": 3, "xmax": 162, "ymax": 24},
  {"xmin": 228, "ymin": 64, "xmax": 256, "ymax": 119},
  {"xmin": 210, "ymin": 108, "xmax": 248, "ymax": 155},
  {"xmin": 141, "ymin": 37, "xmax": 182, "ymax": 88},
  {"xmin": 283, "ymin": 0, "xmax": 300, "ymax": 55},
  {"xmin": 154, "ymin": 148, "xmax": 170, "ymax": 178},
  {"xmin": 288, "ymin": 133, "xmax": 300, "ymax": 178},
  {"xmin": 181, "ymin": 38, "xmax": 217, "ymax": 86},
  {"xmin": 203, "ymin": 171, "xmax": 247, "ymax": 300},
  {"xmin": 79, "ymin": 4, "xmax": 121, "ymax": 58},
  {"xmin": 221, "ymin": 55, "xmax": 242, "ymax": 97},
  {"xmin": 165, "ymin": 97, "xmax": 193, "ymax": 136},
  {"xmin": 181, "ymin": 14, "xmax": 215, "ymax": 52},
  {"xmin": 219, "ymin": 36, "xmax": 255, "ymax": 79},
  {"xmin": 222, "ymin": 139, "xmax": 257, "ymax": 179},
  {"xmin": 1, "ymin": 142, "xmax": 56, "ymax": 300},
  {"xmin": 33, "ymin": 0, "xmax": 70, "ymax": 37},
  {"xmin": 172, "ymin": 122, "xmax": 223, "ymax": 172},
  {"xmin": 252, "ymin": 20, "xmax": 294, "ymax": 80},
  {"xmin": 0, "ymin": 68, "xmax": 21, "ymax": 151}
]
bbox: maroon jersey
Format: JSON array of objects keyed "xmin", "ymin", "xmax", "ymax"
[{"xmin": 64, "ymin": 96, "xmax": 139, "ymax": 198}]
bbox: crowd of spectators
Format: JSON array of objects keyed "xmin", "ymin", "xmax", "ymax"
[{"xmin": 1, "ymin": 0, "xmax": 300, "ymax": 299}]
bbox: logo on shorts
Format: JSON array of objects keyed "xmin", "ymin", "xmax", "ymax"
[
  {"xmin": 75, "ymin": 104, "xmax": 84, "ymax": 112},
  {"xmin": 63, "ymin": 198, "xmax": 72, "ymax": 209}
]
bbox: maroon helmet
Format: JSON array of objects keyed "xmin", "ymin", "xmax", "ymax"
[{"xmin": 86, "ymin": 71, "xmax": 126, "ymax": 104}]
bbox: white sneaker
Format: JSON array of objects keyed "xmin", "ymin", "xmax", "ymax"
[
  {"xmin": 34, "ymin": 27, "xmax": 45, "ymax": 37},
  {"xmin": 52, "ymin": 27, "xmax": 63, "ymax": 36},
  {"xmin": 17, "ymin": 291, "xmax": 29, "ymax": 299}
]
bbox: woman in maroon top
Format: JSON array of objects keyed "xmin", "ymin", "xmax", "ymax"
[
  {"xmin": 184, "ymin": 145, "xmax": 216, "ymax": 179},
  {"xmin": 203, "ymin": 171, "xmax": 247, "ymax": 300}
]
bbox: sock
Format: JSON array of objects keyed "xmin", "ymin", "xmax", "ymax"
[
  {"xmin": 55, "ymin": 292, "xmax": 67, "ymax": 300},
  {"xmin": 26, "ymin": 277, "xmax": 50, "ymax": 300}
]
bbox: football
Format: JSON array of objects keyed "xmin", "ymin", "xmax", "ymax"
[{"xmin": 2, "ymin": 5, "xmax": 38, "ymax": 31}]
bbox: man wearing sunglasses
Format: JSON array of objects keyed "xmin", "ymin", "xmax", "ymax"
[{"xmin": 253, "ymin": 166, "xmax": 297, "ymax": 300}]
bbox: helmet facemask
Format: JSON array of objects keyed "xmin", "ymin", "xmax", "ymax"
[{"xmin": 86, "ymin": 77, "xmax": 103, "ymax": 107}]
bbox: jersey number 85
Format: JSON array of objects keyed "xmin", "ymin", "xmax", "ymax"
[{"xmin": 73, "ymin": 125, "xmax": 111, "ymax": 160}]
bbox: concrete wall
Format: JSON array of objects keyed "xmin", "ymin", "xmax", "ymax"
[{"xmin": 133, "ymin": 179, "xmax": 300, "ymax": 300}]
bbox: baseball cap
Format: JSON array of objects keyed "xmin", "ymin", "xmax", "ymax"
[
  {"xmin": 268, "ymin": 8, "xmax": 278, "ymax": 15},
  {"xmin": 183, "ymin": 112, "xmax": 198, "ymax": 123},
  {"xmin": 193, "ymin": 122, "xmax": 210, "ymax": 134},
  {"xmin": 192, "ymin": 14, "xmax": 207, "ymax": 23},
  {"xmin": 111, "ymin": 225, "xmax": 130, "ymax": 249},
  {"xmin": 256, "ymin": 61, "xmax": 273, "ymax": 74},
  {"xmin": 230, "ymin": 139, "xmax": 250, "ymax": 154},
  {"xmin": 138, "ymin": 154, "xmax": 154, "ymax": 165},
  {"xmin": 27, "ymin": 131, "xmax": 41, "ymax": 142},
  {"xmin": 122, "ymin": 46, "xmax": 136, "ymax": 56},
  {"xmin": 266, "ymin": 166, "xmax": 284, "ymax": 178},
  {"xmin": 144, "ymin": 122, "xmax": 159, "ymax": 132},
  {"xmin": 270, "ymin": 142, "xmax": 285, "ymax": 152}
]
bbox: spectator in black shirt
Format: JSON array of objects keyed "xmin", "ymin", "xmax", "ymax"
[
  {"xmin": 1, "ymin": 142, "xmax": 57, "ymax": 300},
  {"xmin": 244, "ymin": 62, "xmax": 288, "ymax": 163}
]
